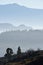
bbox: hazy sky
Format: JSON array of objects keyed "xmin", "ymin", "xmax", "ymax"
[{"xmin": 0, "ymin": 0, "xmax": 43, "ymax": 9}]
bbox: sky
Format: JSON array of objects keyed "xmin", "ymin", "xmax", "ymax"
[{"xmin": 0, "ymin": 0, "xmax": 43, "ymax": 9}]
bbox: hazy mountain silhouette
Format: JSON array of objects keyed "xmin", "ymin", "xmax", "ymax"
[
  {"xmin": 0, "ymin": 23, "xmax": 14, "ymax": 32},
  {"xmin": 0, "ymin": 3, "xmax": 43, "ymax": 26},
  {"xmin": 0, "ymin": 23, "xmax": 32, "ymax": 33},
  {"xmin": 0, "ymin": 23, "xmax": 14, "ymax": 29},
  {"xmin": 16, "ymin": 24, "xmax": 32, "ymax": 30}
]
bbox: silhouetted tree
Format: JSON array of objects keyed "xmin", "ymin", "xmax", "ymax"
[
  {"xmin": 37, "ymin": 48, "xmax": 40, "ymax": 52},
  {"xmin": 17, "ymin": 46, "xmax": 21, "ymax": 55},
  {"xmin": 4, "ymin": 48, "xmax": 13, "ymax": 58},
  {"xmin": 6, "ymin": 48, "xmax": 13, "ymax": 54},
  {"xmin": 36, "ymin": 48, "xmax": 41, "ymax": 56}
]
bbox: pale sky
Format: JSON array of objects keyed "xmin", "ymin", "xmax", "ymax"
[{"xmin": 0, "ymin": 0, "xmax": 43, "ymax": 9}]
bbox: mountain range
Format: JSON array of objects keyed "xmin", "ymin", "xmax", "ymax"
[
  {"xmin": 0, "ymin": 3, "xmax": 43, "ymax": 28},
  {"xmin": 0, "ymin": 23, "xmax": 32, "ymax": 33}
]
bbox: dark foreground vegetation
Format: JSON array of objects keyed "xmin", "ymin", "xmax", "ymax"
[{"xmin": 0, "ymin": 47, "xmax": 43, "ymax": 65}]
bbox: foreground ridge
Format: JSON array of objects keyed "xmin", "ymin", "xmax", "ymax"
[{"xmin": 0, "ymin": 47, "xmax": 43, "ymax": 65}]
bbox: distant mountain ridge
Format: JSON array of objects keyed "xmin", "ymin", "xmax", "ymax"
[
  {"xmin": 0, "ymin": 23, "xmax": 32, "ymax": 33},
  {"xmin": 0, "ymin": 23, "xmax": 14, "ymax": 28},
  {"xmin": 0, "ymin": 3, "xmax": 43, "ymax": 27}
]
